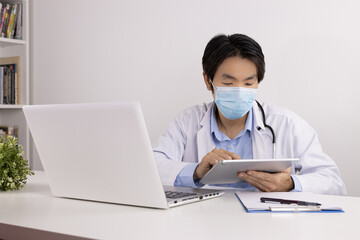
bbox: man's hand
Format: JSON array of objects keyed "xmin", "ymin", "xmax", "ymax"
[
  {"xmin": 193, "ymin": 149, "xmax": 240, "ymax": 180},
  {"xmin": 237, "ymin": 168, "xmax": 294, "ymax": 192}
]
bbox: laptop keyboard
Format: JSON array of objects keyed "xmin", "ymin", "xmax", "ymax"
[{"xmin": 165, "ymin": 191, "xmax": 197, "ymax": 199}]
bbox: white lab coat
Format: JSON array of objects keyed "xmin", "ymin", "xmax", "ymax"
[{"xmin": 153, "ymin": 102, "xmax": 347, "ymax": 195}]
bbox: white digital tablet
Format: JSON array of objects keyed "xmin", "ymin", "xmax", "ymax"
[{"xmin": 199, "ymin": 158, "xmax": 299, "ymax": 185}]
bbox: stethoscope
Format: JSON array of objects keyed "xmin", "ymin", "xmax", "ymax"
[{"xmin": 255, "ymin": 100, "xmax": 276, "ymax": 158}]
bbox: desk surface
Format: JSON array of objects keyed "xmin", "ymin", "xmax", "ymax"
[{"xmin": 0, "ymin": 171, "xmax": 359, "ymax": 240}]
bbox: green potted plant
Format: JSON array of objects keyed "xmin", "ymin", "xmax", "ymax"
[{"xmin": 0, "ymin": 136, "xmax": 34, "ymax": 191}]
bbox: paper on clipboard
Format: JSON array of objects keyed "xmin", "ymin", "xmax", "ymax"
[{"xmin": 235, "ymin": 191, "xmax": 344, "ymax": 213}]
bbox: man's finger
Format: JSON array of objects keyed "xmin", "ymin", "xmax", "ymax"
[
  {"xmin": 212, "ymin": 149, "xmax": 236, "ymax": 160},
  {"xmin": 201, "ymin": 156, "xmax": 219, "ymax": 167},
  {"xmin": 246, "ymin": 171, "xmax": 274, "ymax": 182},
  {"xmin": 282, "ymin": 167, "xmax": 291, "ymax": 174},
  {"xmin": 216, "ymin": 152, "xmax": 233, "ymax": 160},
  {"xmin": 221, "ymin": 149, "xmax": 241, "ymax": 159},
  {"xmin": 217, "ymin": 149, "xmax": 241, "ymax": 160},
  {"xmin": 238, "ymin": 172, "xmax": 276, "ymax": 192},
  {"xmin": 228, "ymin": 152, "xmax": 241, "ymax": 159},
  {"xmin": 241, "ymin": 177, "xmax": 270, "ymax": 192}
]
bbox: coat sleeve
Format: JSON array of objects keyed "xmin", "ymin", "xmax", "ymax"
[
  {"xmin": 292, "ymin": 120, "xmax": 347, "ymax": 195},
  {"xmin": 152, "ymin": 112, "xmax": 192, "ymax": 186}
]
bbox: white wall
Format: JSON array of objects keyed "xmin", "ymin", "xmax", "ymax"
[{"xmin": 30, "ymin": 0, "xmax": 360, "ymax": 196}]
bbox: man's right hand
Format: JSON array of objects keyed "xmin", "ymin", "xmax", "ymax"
[{"xmin": 193, "ymin": 148, "xmax": 241, "ymax": 180}]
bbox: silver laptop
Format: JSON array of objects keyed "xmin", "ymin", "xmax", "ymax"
[{"xmin": 23, "ymin": 102, "xmax": 223, "ymax": 209}]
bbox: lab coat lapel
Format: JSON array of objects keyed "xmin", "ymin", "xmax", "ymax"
[{"xmin": 197, "ymin": 103, "xmax": 215, "ymax": 162}]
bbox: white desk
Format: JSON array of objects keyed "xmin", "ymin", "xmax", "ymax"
[{"xmin": 0, "ymin": 171, "xmax": 358, "ymax": 240}]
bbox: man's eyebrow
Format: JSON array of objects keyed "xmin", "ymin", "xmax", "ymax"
[
  {"xmin": 244, "ymin": 74, "xmax": 257, "ymax": 81},
  {"xmin": 221, "ymin": 73, "xmax": 237, "ymax": 80},
  {"xmin": 221, "ymin": 73, "xmax": 257, "ymax": 81}
]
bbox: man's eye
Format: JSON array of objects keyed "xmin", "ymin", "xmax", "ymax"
[
  {"xmin": 245, "ymin": 83, "xmax": 254, "ymax": 86},
  {"xmin": 223, "ymin": 82, "xmax": 233, "ymax": 86}
]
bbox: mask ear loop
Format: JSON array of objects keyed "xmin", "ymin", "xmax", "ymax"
[
  {"xmin": 209, "ymin": 79, "xmax": 215, "ymax": 91},
  {"xmin": 210, "ymin": 79, "xmax": 219, "ymax": 116}
]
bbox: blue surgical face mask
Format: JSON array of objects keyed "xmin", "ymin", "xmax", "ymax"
[{"xmin": 211, "ymin": 81, "xmax": 258, "ymax": 120}]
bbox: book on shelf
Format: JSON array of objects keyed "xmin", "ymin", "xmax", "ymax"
[
  {"xmin": 14, "ymin": 2, "xmax": 21, "ymax": 39},
  {"xmin": 0, "ymin": 3, "xmax": 2, "ymax": 28},
  {"xmin": 0, "ymin": 2, "xmax": 23, "ymax": 40},
  {"xmin": 0, "ymin": 125, "xmax": 19, "ymax": 138},
  {"xmin": 0, "ymin": 3, "xmax": 10, "ymax": 38},
  {"xmin": 6, "ymin": 3, "xmax": 17, "ymax": 39},
  {"xmin": 0, "ymin": 4, "xmax": 7, "ymax": 35},
  {"xmin": 0, "ymin": 56, "xmax": 21, "ymax": 105}
]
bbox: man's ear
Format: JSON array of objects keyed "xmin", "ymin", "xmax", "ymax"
[{"xmin": 203, "ymin": 72, "xmax": 212, "ymax": 91}]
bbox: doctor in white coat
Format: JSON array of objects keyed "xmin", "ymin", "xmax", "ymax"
[{"xmin": 153, "ymin": 33, "xmax": 346, "ymax": 195}]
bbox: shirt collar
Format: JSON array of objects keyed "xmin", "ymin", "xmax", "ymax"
[{"xmin": 210, "ymin": 102, "xmax": 253, "ymax": 141}]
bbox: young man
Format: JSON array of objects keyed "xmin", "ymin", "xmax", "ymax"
[{"xmin": 153, "ymin": 34, "xmax": 346, "ymax": 195}]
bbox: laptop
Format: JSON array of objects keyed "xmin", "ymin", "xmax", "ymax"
[{"xmin": 23, "ymin": 102, "xmax": 223, "ymax": 209}]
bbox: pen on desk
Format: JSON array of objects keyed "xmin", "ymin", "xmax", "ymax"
[{"xmin": 260, "ymin": 197, "xmax": 321, "ymax": 206}]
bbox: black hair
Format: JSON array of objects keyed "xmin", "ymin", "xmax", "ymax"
[{"xmin": 202, "ymin": 34, "xmax": 265, "ymax": 87}]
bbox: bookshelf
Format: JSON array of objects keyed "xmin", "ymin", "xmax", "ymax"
[
  {"xmin": 0, "ymin": 37, "xmax": 25, "ymax": 46},
  {"xmin": 0, "ymin": 0, "xmax": 30, "ymax": 164}
]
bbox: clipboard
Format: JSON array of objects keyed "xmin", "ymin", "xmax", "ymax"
[
  {"xmin": 269, "ymin": 205, "xmax": 321, "ymax": 212},
  {"xmin": 235, "ymin": 192, "xmax": 344, "ymax": 213}
]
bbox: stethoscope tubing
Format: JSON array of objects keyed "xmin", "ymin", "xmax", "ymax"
[{"xmin": 255, "ymin": 100, "xmax": 276, "ymax": 158}]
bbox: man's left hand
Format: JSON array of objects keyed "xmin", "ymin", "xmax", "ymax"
[{"xmin": 237, "ymin": 168, "xmax": 294, "ymax": 192}]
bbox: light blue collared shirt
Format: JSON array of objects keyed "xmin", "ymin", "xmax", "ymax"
[
  {"xmin": 210, "ymin": 105, "xmax": 253, "ymax": 159},
  {"xmin": 174, "ymin": 104, "xmax": 255, "ymax": 189},
  {"xmin": 208, "ymin": 105, "xmax": 256, "ymax": 189}
]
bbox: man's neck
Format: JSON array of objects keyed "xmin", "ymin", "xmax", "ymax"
[{"xmin": 215, "ymin": 106, "xmax": 248, "ymax": 140}]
